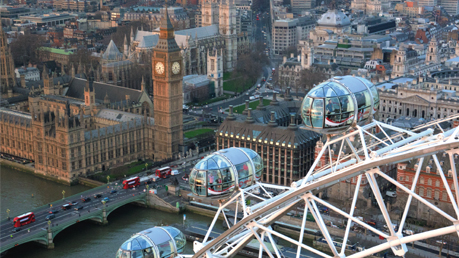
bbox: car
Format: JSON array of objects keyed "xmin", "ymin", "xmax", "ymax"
[
  {"xmin": 402, "ymin": 229, "xmax": 414, "ymax": 236},
  {"xmin": 110, "ymin": 190, "xmax": 117, "ymax": 194},
  {"xmin": 94, "ymin": 194, "xmax": 102, "ymax": 199},
  {"xmin": 386, "ymin": 191, "xmax": 397, "ymax": 197},
  {"xmin": 249, "ymin": 96, "xmax": 256, "ymax": 100},
  {"xmin": 81, "ymin": 197, "xmax": 91, "ymax": 202},
  {"xmin": 61, "ymin": 204, "xmax": 72, "ymax": 210},
  {"xmin": 74, "ymin": 206, "xmax": 84, "ymax": 211},
  {"xmin": 436, "ymin": 240, "xmax": 447, "ymax": 245},
  {"xmin": 46, "ymin": 214, "xmax": 55, "ymax": 220},
  {"xmin": 171, "ymin": 170, "xmax": 180, "ymax": 175},
  {"xmin": 366, "ymin": 219, "xmax": 377, "ymax": 226},
  {"xmin": 49, "ymin": 209, "xmax": 59, "ymax": 214},
  {"xmin": 12, "ymin": 228, "xmax": 21, "ymax": 233},
  {"xmin": 102, "ymin": 197, "xmax": 110, "ymax": 203},
  {"xmin": 70, "ymin": 201, "xmax": 78, "ymax": 206}
]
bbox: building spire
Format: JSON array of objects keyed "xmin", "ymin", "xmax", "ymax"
[{"xmin": 161, "ymin": 4, "xmax": 174, "ymax": 30}]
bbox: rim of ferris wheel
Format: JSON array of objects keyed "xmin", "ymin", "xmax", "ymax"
[{"xmin": 185, "ymin": 77, "xmax": 459, "ymax": 258}]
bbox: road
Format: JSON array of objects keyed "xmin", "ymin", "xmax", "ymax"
[{"xmin": 0, "ymin": 166, "xmax": 196, "ymax": 245}]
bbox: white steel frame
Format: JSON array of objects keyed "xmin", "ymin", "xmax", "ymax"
[{"xmin": 188, "ymin": 116, "xmax": 459, "ymax": 258}]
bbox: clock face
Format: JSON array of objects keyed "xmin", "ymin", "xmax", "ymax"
[
  {"xmin": 172, "ymin": 62, "xmax": 181, "ymax": 75},
  {"xmin": 155, "ymin": 62, "xmax": 165, "ymax": 75}
]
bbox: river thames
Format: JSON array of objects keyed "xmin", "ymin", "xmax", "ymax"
[{"xmin": 1, "ymin": 166, "xmax": 213, "ymax": 258}]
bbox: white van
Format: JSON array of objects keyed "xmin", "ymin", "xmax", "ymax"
[
  {"xmin": 171, "ymin": 170, "xmax": 180, "ymax": 175},
  {"xmin": 386, "ymin": 191, "xmax": 397, "ymax": 197}
]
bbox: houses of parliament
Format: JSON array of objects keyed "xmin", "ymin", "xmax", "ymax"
[{"xmin": 0, "ymin": 9, "xmax": 183, "ymax": 184}]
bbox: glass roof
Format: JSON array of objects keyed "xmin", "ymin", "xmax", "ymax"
[
  {"xmin": 240, "ymin": 148, "xmax": 258, "ymax": 159},
  {"xmin": 307, "ymin": 81, "xmax": 352, "ymax": 98},
  {"xmin": 195, "ymin": 148, "xmax": 254, "ymax": 169},
  {"xmin": 334, "ymin": 76, "xmax": 368, "ymax": 92},
  {"xmin": 219, "ymin": 148, "xmax": 250, "ymax": 165},
  {"xmin": 195, "ymin": 154, "xmax": 232, "ymax": 170},
  {"xmin": 120, "ymin": 227, "xmax": 174, "ymax": 251}
]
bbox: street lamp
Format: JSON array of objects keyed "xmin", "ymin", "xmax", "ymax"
[
  {"xmin": 62, "ymin": 190, "xmax": 65, "ymax": 199},
  {"xmin": 6, "ymin": 209, "xmax": 10, "ymax": 220},
  {"xmin": 107, "ymin": 175, "xmax": 110, "ymax": 184},
  {"xmin": 102, "ymin": 200, "xmax": 106, "ymax": 209}
]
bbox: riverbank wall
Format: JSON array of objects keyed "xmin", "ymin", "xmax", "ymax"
[
  {"xmin": 0, "ymin": 160, "xmax": 74, "ymax": 185},
  {"xmin": 78, "ymin": 177, "xmax": 105, "ymax": 187}
]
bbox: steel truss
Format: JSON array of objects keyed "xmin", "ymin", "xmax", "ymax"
[{"xmin": 189, "ymin": 116, "xmax": 459, "ymax": 258}]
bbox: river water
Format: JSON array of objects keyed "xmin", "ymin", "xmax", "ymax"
[{"xmin": 0, "ymin": 166, "xmax": 214, "ymax": 258}]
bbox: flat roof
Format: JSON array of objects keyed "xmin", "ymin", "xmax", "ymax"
[{"xmin": 40, "ymin": 47, "xmax": 74, "ymax": 55}]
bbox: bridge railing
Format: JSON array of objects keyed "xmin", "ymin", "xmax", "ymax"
[
  {"xmin": 1, "ymin": 183, "xmax": 112, "ymax": 225},
  {"xmin": 0, "ymin": 227, "xmax": 48, "ymax": 253}
]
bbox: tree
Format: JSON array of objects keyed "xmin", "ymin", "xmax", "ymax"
[
  {"xmin": 10, "ymin": 33, "xmax": 45, "ymax": 66},
  {"xmin": 297, "ymin": 68, "xmax": 327, "ymax": 93},
  {"xmin": 252, "ymin": 0, "xmax": 269, "ymax": 12},
  {"xmin": 68, "ymin": 48, "xmax": 98, "ymax": 73}
]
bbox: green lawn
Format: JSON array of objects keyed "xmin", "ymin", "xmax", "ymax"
[
  {"xmin": 231, "ymin": 99, "xmax": 271, "ymax": 114},
  {"xmin": 223, "ymin": 72, "xmax": 232, "ymax": 80},
  {"xmin": 184, "ymin": 128, "xmax": 214, "ymax": 138},
  {"xmin": 223, "ymin": 77, "xmax": 255, "ymax": 93}
]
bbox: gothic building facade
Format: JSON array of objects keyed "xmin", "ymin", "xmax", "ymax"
[
  {"xmin": 0, "ymin": 9, "xmax": 184, "ymax": 184},
  {"xmin": 0, "ymin": 26, "xmax": 16, "ymax": 96}
]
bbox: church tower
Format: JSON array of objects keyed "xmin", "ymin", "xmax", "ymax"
[
  {"xmin": 425, "ymin": 35, "xmax": 439, "ymax": 65},
  {"xmin": 84, "ymin": 79, "xmax": 96, "ymax": 107},
  {"xmin": 207, "ymin": 47, "xmax": 223, "ymax": 97},
  {"xmin": 0, "ymin": 25, "xmax": 16, "ymax": 94},
  {"xmin": 152, "ymin": 6, "xmax": 184, "ymax": 161},
  {"xmin": 201, "ymin": 0, "xmax": 219, "ymax": 27},
  {"xmin": 392, "ymin": 45, "xmax": 406, "ymax": 77},
  {"xmin": 219, "ymin": 0, "xmax": 237, "ymax": 71},
  {"xmin": 301, "ymin": 41, "xmax": 314, "ymax": 69}
]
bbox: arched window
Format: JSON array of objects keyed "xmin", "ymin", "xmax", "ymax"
[
  {"xmin": 427, "ymin": 178, "xmax": 432, "ymax": 185},
  {"xmin": 426, "ymin": 188, "xmax": 432, "ymax": 198},
  {"xmin": 442, "ymin": 191, "xmax": 448, "ymax": 201},
  {"xmin": 419, "ymin": 187, "xmax": 424, "ymax": 196},
  {"xmin": 420, "ymin": 177, "xmax": 424, "ymax": 184},
  {"xmin": 434, "ymin": 190, "xmax": 440, "ymax": 200},
  {"xmin": 435, "ymin": 180, "xmax": 440, "ymax": 187}
]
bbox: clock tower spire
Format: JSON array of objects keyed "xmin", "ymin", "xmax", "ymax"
[{"xmin": 152, "ymin": 5, "xmax": 184, "ymax": 161}]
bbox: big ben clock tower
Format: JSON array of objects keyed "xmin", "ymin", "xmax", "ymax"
[{"xmin": 152, "ymin": 6, "xmax": 183, "ymax": 161}]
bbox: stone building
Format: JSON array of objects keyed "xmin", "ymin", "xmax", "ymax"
[
  {"xmin": 0, "ymin": 25, "xmax": 16, "ymax": 95},
  {"xmin": 396, "ymin": 152, "xmax": 458, "ymax": 220},
  {"xmin": 376, "ymin": 75, "xmax": 459, "ymax": 121},
  {"xmin": 0, "ymin": 9, "xmax": 184, "ymax": 184},
  {"xmin": 351, "ymin": 0, "xmax": 390, "ymax": 14},
  {"xmin": 215, "ymin": 94, "xmax": 320, "ymax": 186},
  {"xmin": 124, "ymin": 7, "xmax": 191, "ymax": 31}
]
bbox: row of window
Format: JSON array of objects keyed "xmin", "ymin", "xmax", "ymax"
[{"xmin": 400, "ymin": 175, "xmax": 455, "ymax": 189}]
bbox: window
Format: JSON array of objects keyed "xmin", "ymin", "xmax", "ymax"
[
  {"xmin": 426, "ymin": 188, "xmax": 432, "ymax": 198},
  {"xmin": 427, "ymin": 178, "xmax": 432, "ymax": 185},
  {"xmin": 419, "ymin": 188, "xmax": 424, "ymax": 196},
  {"xmin": 420, "ymin": 177, "xmax": 424, "ymax": 184},
  {"xmin": 442, "ymin": 191, "xmax": 448, "ymax": 201},
  {"xmin": 434, "ymin": 190, "xmax": 440, "ymax": 200},
  {"xmin": 399, "ymin": 176, "xmax": 404, "ymax": 181},
  {"xmin": 435, "ymin": 180, "xmax": 440, "ymax": 187}
]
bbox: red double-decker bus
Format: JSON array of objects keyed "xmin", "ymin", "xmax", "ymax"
[
  {"xmin": 13, "ymin": 212, "xmax": 35, "ymax": 228},
  {"xmin": 156, "ymin": 166, "xmax": 171, "ymax": 179},
  {"xmin": 123, "ymin": 177, "xmax": 140, "ymax": 189}
]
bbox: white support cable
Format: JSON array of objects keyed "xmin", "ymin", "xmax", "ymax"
[
  {"xmin": 375, "ymin": 122, "xmax": 394, "ymax": 144},
  {"xmin": 249, "ymin": 227, "xmax": 275, "ymax": 258},
  {"xmin": 265, "ymin": 230, "xmax": 282, "ymax": 258},
  {"xmin": 362, "ymin": 128, "xmax": 390, "ymax": 147},
  {"xmin": 234, "ymin": 200, "xmax": 239, "ymax": 225},
  {"xmin": 356, "ymin": 125, "xmax": 370, "ymax": 160},
  {"xmin": 302, "ymin": 144, "xmax": 329, "ymax": 186},
  {"xmin": 202, "ymin": 204, "xmax": 224, "ymax": 244},
  {"xmin": 333, "ymin": 139, "xmax": 346, "ymax": 173},
  {"xmin": 224, "ymin": 232, "xmax": 254, "ymax": 258},
  {"xmin": 366, "ymin": 170, "xmax": 397, "ymax": 237},
  {"xmin": 306, "ymin": 199, "xmax": 339, "ymax": 256},
  {"xmin": 254, "ymin": 223, "xmax": 333, "ymax": 258},
  {"xmin": 345, "ymin": 137, "xmax": 362, "ymax": 162},
  {"xmin": 258, "ymin": 184, "xmax": 274, "ymax": 198},
  {"xmin": 398, "ymin": 157, "xmax": 424, "ymax": 234},
  {"xmin": 295, "ymin": 203, "xmax": 309, "ymax": 258},
  {"xmin": 309, "ymin": 195, "xmax": 389, "ymax": 238},
  {"xmin": 374, "ymin": 170, "xmax": 456, "ymax": 222},
  {"xmin": 446, "ymin": 150, "xmax": 459, "ymax": 213},
  {"xmin": 432, "ymin": 154, "xmax": 459, "ymax": 217},
  {"xmin": 340, "ymin": 174, "xmax": 362, "ymax": 255},
  {"xmin": 222, "ymin": 207, "xmax": 231, "ymax": 229}
]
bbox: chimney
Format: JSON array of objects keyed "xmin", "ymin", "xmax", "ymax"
[
  {"xmin": 227, "ymin": 105, "xmax": 236, "ymax": 120},
  {"xmin": 268, "ymin": 111, "xmax": 277, "ymax": 127},
  {"xmin": 283, "ymin": 56, "xmax": 287, "ymax": 63},
  {"xmin": 285, "ymin": 87, "xmax": 293, "ymax": 101},
  {"xmin": 126, "ymin": 94, "xmax": 130, "ymax": 103},
  {"xmin": 242, "ymin": 100, "xmax": 250, "ymax": 115},
  {"xmin": 271, "ymin": 92, "xmax": 279, "ymax": 106},
  {"xmin": 288, "ymin": 114, "xmax": 298, "ymax": 130},
  {"xmin": 20, "ymin": 74, "xmax": 26, "ymax": 88},
  {"xmin": 245, "ymin": 108, "xmax": 255, "ymax": 123},
  {"xmin": 257, "ymin": 96, "xmax": 266, "ymax": 111},
  {"xmin": 290, "ymin": 53, "xmax": 294, "ymax": 58}
]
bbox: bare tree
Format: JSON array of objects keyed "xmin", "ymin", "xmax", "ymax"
[
  {"xmin": 297, "ymin": 68, "xmax": 327, "ymax": 93},
  {"xmin": 10, "ymin": 33, "xmax": 45, "ymax": 66}
]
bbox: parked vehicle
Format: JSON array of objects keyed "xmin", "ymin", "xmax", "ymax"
[{"xmin": 386, "ymin": 191, "xmax": 397, "ymax": 197}]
